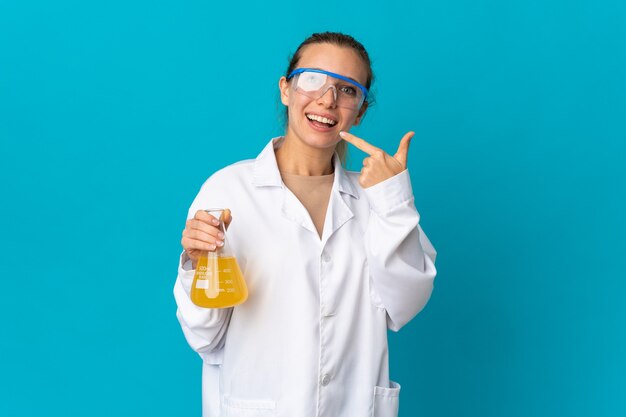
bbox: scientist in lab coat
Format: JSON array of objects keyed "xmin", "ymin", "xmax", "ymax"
[{"xmin": 174, "ymin": 32, "xmax": 437, "ymax": 417}]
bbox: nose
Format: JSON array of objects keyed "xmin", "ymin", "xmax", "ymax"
[{"xmin": 317, "ymin": 85, "xmax": 337, "ymax": 108}]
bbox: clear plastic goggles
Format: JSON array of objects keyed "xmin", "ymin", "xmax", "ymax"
[{"xmin": 287, "ymin": 68, "xmax": 368, "ymax": 110}]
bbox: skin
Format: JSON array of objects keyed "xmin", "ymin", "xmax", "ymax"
[
  {"xmin": 275, "ymin": 43, "xmax": 369, "ymax": 176},
  {"xmin": 182, "ymin": 209, "xmax": 232, "ymax": 269},
  {"xmin": 340, "ymin": 130, "xmax": 413, "ymax": 188},
  {"xmin": 181, "ymin": 42, "xmax": 413, "ymax": 267}
]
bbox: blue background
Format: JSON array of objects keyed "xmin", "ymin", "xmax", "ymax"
[{"xmin": 1, "ymin": 0, "xmax": 625, "ymax": 416}]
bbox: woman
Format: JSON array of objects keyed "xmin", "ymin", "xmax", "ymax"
[{"xmin": 174, "ymin": 32, "xmax": 437, "ymax": 417}]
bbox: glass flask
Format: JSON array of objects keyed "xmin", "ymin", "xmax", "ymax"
[{"xmin": 190, "ymin": 209, "xmax": 248, "ymax": 308}]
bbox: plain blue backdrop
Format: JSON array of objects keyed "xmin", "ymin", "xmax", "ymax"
[{"xmin": 1, "ymin": 0, "xmax": 625, "ymax": 416}]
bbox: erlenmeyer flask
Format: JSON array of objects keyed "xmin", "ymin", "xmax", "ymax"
[{"xmin": 191, "ymin": 209, "xmax": 248, "ymax": 308}]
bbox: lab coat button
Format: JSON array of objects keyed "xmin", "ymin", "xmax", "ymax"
[
  {"xmin": 322, "ymin": 253, "xmax": 331, "ymax": 263},
  {"xmin": 321, "ymin": 374, "xmax": 331, "ymax": 386}
]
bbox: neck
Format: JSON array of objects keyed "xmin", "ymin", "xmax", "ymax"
[{"xmin": 275, "ymin": 132, "xmax": 336, "ymax": 176}]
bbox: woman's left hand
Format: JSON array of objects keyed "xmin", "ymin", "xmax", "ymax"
[{"xmin": 340, "ymin": 130, "xmax": 414, "ymax": 188}]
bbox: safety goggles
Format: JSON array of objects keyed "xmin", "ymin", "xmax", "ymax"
[{"xmin": 287, "ymin": 68, "xmax": 368, "ymax": 110}]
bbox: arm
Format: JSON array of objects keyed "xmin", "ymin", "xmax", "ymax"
[
  {"xmin": 364, "ymin": 170, "xmax": 437, "ymax": 332},
  {"xmin": 173, "ymin": 179, "xmax": 233, "ymax": 363},
  {"xmin": 339, "ymin": 130, "xmax": 437, "ymax": 330},
  {"xmin": 174, "ymin": 251, "xmax": 233, "ymax": 363}
]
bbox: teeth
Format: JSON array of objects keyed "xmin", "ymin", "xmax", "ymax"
[{"xmin": 307, "ymin": 113, "xmax": 336, "ymax": 125}]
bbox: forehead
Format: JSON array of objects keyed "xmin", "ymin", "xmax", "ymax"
[{"xmin": 296, "ymin": 43, "xmax": 368, "ymax": 86}]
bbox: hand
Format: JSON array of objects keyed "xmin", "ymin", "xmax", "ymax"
[
  {"xmin": 181, "ymin": 209, "xmax": 233, "ymax": 268},
  {"xmin": 339, "ymin": 131, "xmax": 413, "ymax": 188}
]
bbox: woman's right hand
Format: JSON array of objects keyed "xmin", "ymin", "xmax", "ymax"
[{"xmin": 181, "ymin": 209, "xmax": 232, "ymax": 269}]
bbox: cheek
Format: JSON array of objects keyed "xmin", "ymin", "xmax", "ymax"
[
  {"xmin": 287, "ymin": 93, "xmax": 310, "ymax": 117},
  {"xmin": 287, "ymin": 100, "xmax": 300, "ymax": 120},
  {"xmin": 341, "ymin": 110, "xmax": 359, "ymax": 126},
  {"xmin": 286, "ymin": 100, "xmax": 306, "ymax": 129}
]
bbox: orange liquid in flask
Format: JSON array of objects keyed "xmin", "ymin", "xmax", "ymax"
[{"xmin": 191, "ymin": 255, "xmax": 248, "ymax": 308}]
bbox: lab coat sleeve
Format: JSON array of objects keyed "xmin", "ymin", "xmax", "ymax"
[
  {"xmin": 173, "ymin": 179, "xmax": 233, "ymax": 364},
  {"xmin": 363, "ymin": 169, "xmax": 437, "ymax": 332}
]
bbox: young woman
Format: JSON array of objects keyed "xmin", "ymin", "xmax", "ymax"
[{"xmin": 174, "ymin": 32, "xmax": 437, "ymax": 417}]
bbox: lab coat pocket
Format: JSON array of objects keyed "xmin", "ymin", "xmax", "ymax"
[
  {"xmin": 372, "ymin": 381, "xmax": 401, "ymax": 417},
  {"xmin": 222, "ymin": 396, "xmax": 276, "ymax": 417}
]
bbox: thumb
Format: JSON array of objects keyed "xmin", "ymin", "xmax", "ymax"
[{"xmin": 394, "ymin": 131, "xmax": 414, "ymax": 168}]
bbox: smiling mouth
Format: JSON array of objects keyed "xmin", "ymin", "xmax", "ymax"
[{"xmin": 306, "ymin": 113, "xmax": 337, "ymax": 127}]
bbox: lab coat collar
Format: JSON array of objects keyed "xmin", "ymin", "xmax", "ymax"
[
  {"xmin": 251, "ymin": 137, "xmax": 284, "ymax": 188},
  {"xmin": 252, "ymin": 137, "xmax": 359, "ymax": 199}
]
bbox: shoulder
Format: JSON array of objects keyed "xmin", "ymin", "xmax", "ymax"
[
  {"xmin": 344, "ymin": 169, "xmax": 361, "ymax": 183},
  {"xmin": 340, "ymin": 168, "xmax": 416, "ymax": 212},
  {"xmin": 199, "ymin": 158, "xmax": 255, "ymax": 190},
  {"xmin": 341, "ymin": 168, "xmax": 366, "ymax": 196}
]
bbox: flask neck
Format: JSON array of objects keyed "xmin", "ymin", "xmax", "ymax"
[{"xmin": 204, "ymin": 208, "xmax": 233, "ymax": 257}]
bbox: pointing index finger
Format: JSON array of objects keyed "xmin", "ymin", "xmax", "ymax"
[{"xmin": 339, "ymin": 131, "xmax": 381, "ymax": 156}]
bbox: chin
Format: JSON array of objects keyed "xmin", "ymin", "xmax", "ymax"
[{"xmin": 302, "ymin": 132, "xmax": 341, "ymax": 150}]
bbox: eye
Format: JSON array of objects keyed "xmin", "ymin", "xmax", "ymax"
[
  {"xmin": 299, "ymin": 73, "xmax": 325, "ymax": 90},
  {"xmin": 339, "ymin": 85, "xmax": 357, "ymax": 97}
]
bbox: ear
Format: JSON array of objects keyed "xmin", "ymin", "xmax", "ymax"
[
  {"xmin": 353, "ymin": 100, "xmax": 369, "ymax": 126},
  {"xmin": 279, "ymin": 76, "xmax": 290, "ymax": 106}
]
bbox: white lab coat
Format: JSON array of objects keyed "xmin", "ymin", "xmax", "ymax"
[{"xmin": 174, "ymin": 137, "xmax": 437, "ymax": 417}]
